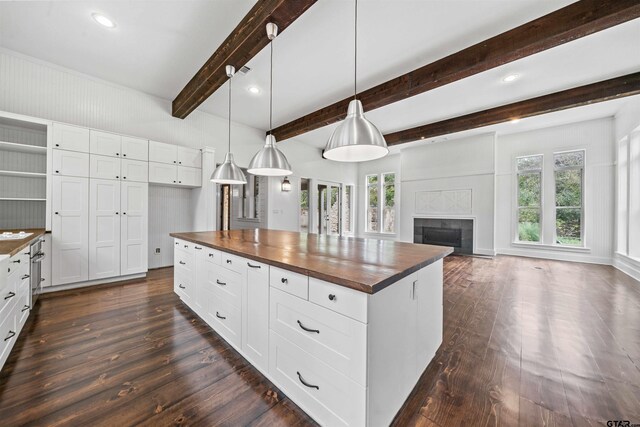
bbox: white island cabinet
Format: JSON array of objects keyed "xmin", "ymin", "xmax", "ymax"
[{"xmin": 171, "ymin": 232, "xmax": 448, "ymax": 427}]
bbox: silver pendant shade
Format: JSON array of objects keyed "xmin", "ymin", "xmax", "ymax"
[
  {"xmin": 247, "ymin": 22, "xmax": 292, "ymax": 177},
  {"xmin": 323, "ymin": 0, "xmax": 388, "ymax": 163},
  {"xmin": 211, "ymin": 65, "xmax": 247, "ymax": 185}
]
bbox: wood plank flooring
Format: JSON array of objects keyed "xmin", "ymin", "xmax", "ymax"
[{"xmin": 1, "ymin": 255, "xmax": 639, "ymax": 426}]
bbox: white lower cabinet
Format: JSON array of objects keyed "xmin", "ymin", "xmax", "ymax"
[
  {"xmin": 52, "ymin": 175, "xmax": 89, "ymax": 285},
  {"xmin": 89, "ymin": 179, "xmax": 121, "ymax": 280},
  {"xmin": 172, "ymin": 238, "xmax": 444, "ymax": 427},
  {"xmin": 120, "ymin": 182, "xmax": 148, "ymax": 275}
]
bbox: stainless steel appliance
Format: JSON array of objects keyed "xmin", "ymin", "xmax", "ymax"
[{"xmin": 29, "ymin": 238, "xmax": 45, "ymax": 306}]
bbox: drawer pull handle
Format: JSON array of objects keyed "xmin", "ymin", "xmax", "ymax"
[
  {"xmin": 247, "ymin": 262, "xmax": 261, "ymax": 269},
  {"xmin": 179, "ymin": 261, "xmax": 186, "ymax": 265},
  {"xmin": 178, "ymin": 284, "xmax": 185, "ymax": 289},
  {"xmin": 328, "ymin": 294, "xmax": 336, "ymax": 301},
  {"xmin": 208, "ymin": 253, "xmax": 214, "ymax": 258},
  {"xmin": 281, "ymin": 277, "xmax": 288, "ymax": 284},
  {"xmin": 296, "ymin": 371, "xmax": 319, "ymax": 390},
  {"xmin": 22, "ymin": 305, "xmax": 30, "ymax": 312},
  {"xmin": 4, "ymin": 292, "xmax": 16, "ymax": 300},
  {"xmin": 297, "ymin": 320, "xmax": 319, "ymax": 334},
  {"xmin": 195, "ymin": 246, "xmax": 202, "ymax": 250},
  {"xmin": 226, "ymin": 259, "xmax": 232, "ymax": 264},
  {"xmin": 184, "ymin": 245, "xmax": 188, "ymax": 248},
  {"xmin": 21, "ymin": 274, "xmax": 30, "ymax": 280},
  {"xmin": 216, "ymin": 312, "xmax": 226, "ymax": 320},
  {"xmin": 12, "ymin": 260, "xmax": 20, "ymax": 264},
  {"xmin": 4, "ymin": 331, "xmax": 15, "ymax": 341},
  {"xmin": 175, "ymin": 242, "xmax": 179, "ymax": 245},
  {"xmin": 216, "ymin": 280, "xmax": 226, "ymax": 286}
]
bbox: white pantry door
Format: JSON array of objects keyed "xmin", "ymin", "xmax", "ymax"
[
  {"xmin": 52, "ymin": 175, "xmax": 89, "ymax": 285},
  {"xmin": 89, "ymin": 179, "xmax": 121, "ymax": 280},
  {"xmin": 120, "ymin": 182, "xmax": 148, "ymax": 275}
]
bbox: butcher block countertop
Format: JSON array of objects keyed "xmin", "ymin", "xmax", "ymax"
[
  {"xmin": 0, "ymin": 229, "xmax": 46, "ymax": 257},
  {"xmin": 170, "ymin": 229, "xmax": 453, "ymax": 294}
]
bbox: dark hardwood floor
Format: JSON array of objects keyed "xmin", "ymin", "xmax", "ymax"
[{"xmin": 1, "ymin": 255, "xmax": 639, "ymax": 426}]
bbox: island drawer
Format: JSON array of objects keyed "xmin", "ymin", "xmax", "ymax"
[
  {"xmin": 270, "ymin": 287, "xmax": 367, "ymax": 387},
  {"xmin": 0, "ymin": 271, "xmax": 18, "ymax": 320},
  {"xmin": 174, "ymin": 248, "xmax": 193, "ymax": 273},
  {"xmin": 0, "ymin": 307, "xmax": 18, "ymax": 369},
  {"xmin": 270, "ymin": 266, "xmax": 308, "ymax": 300},
  {"xmin": 206, "ymin": 264, "xmax": 241, "ymax": 308},
  {"xmin": 309, "ymin": 278, "xmax": 368, "ymax": 324},
  {"xmin": 208, "ymin": 294, "xmax": 241, "ymax": 348},
  {"xmin": 269, "ymin": 331, "xmax": 366, "ymax": 427},
  {"xmin": 220, "ymin": 252, "xmax": 244, "ymax": 275},
  {"xmin": 174, "ymin": 270, "xmax": 193, "ymax": 300},
  {"xmin": 175, "ymin": 239, "xmax": 196, "ymax": 252},
  {"xmin": 202, "ymin": 247, "xmax": 220, "ymax": 265}
]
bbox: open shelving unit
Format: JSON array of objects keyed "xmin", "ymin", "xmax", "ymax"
[{"xmin": 0, "ymin": 115, "xmax": 48, "ymax": 229}]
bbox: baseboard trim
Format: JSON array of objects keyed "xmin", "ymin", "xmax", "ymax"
[
  {"xmin": 42, "ymin": 273, "xmax": 147, "ymax": 294},
  {"xmin": 496, "ymin": 248, "xmax": 611, "ymax": 265},
  {"xmin": 613, "ymin": 253, "xmax": 640, "ymax": 282}
]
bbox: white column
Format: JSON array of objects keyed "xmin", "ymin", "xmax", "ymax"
[{"xmin": 192, "ymin": 147, "xmax": 217, "ymax": 231}]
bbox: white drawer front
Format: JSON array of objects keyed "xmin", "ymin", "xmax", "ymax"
[
  {"xmin": 206, "ymin": 264, "xmax": 241, "ymax": 308},
  {"xmin": 269, "ymin": 331, "xmax": 366, "ymax": 427},
  {"xmin": 203, "ymin": 247, "xmax": 220, "ymax": 265},
  {"xmin": 270, "ymin": 288, "xmax": 367, "ymax": 387},
  {"xmin": 208, "ymin": 292, "xmax": 241, "ymax": 348},
  {"xmin": 17, "ymin": 279, "xmax": 31, "ymax": 326},
  {"xmin": 309, "ymin": 278, "xmax": 368, "ymax": 324},
  {"xmin": 270, "ymin": 266, "xmax": 308, "ymax": 300},
  {"xmin": 220, "ymin": 252, "xmax": 244, "ymax": 275},
  {"xmin": 0, "ymin": 272, "xmax": 18, "ymax": 319},
  {"xmin": 0, "ymin": 308, "xmax": 17, "ymax": 366},
  {"xmin": 174, "ymin": 270, "xmax": 192, "ymax": 299}
]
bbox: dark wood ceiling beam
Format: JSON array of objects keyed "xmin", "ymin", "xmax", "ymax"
[
  {"xmin": 272, "ymin": 0, "xmax": 640, "ymax": 141},
  {"xmin": 172, "ymin": 0, "xmax": 316, "ymax": 119},
  {"xmin": 383, "ymin": 72, "xmax": 640, "ymax": 146}
]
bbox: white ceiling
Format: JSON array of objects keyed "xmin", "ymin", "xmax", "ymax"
[{"xmin": 1, "ymin": 0, "xmax": 638, "ymax": 148}]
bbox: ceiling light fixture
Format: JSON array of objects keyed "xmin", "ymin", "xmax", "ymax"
[
  {"xmin": 503, "ymin": 74, "xmax": 520, "ymax": 83},
  {"xmin": 210, "ymin": 65, "xmax": 247, "ymax": 185},
  {"xmin": 510, "ymin": 118, "xmax": 521, "ymax": 124},
  {"xmin": 247, "ymin": 23, "xmax": 293, "ymax": 177},
  {"xmin": 323, "ymin": 0, "xmax": 388, "ymax": 162},
  {"xmin": 92, "ymin": 13, "xmax": 116, "ymax": 28},
  {"xmin": 247, "ymin": 86, "xmax": 261, "ymax": 95}
]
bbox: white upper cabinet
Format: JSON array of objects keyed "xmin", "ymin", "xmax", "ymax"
[
  {"xmin": 121, "ymin": 136, "xmax": 148, "ymax": 161},
  {"xmin": 149, "ymin": 141, "xmax": 178, "ymax": 165},
  {"xmin": 90, "ymin": 154, "xmax": 121, "ymax": 180},
  {"xmin": 149, "ymin": 162, "xmax": 177, "ymax": 185},
  {"xmin": 52, "ymin": 123, "xmax": 90, "ymax": 153},
  {"xmin": 177, "ymin": 166, "xmax": 202, "ymax": 187},
  {"xmin": 177, "ymin": 146, "xmax": 202, "ymax": 168},
  {"xmin": 121, "ymin": 159, "xmax": 148, "ymax": 183},
  {"xmin": 90, "ymin": 131, "xmax": 122, "ymax": 158},
  {"xmin": 53, "ymin": 149, "xmax": 89, "ymax": 177}
]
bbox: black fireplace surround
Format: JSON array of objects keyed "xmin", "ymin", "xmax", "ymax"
[{"xmin": 414, "ymin": 218, "xmax": 473, "ymax": 254}]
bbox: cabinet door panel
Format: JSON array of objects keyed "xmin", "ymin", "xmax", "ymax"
[
  {"xmin": 52, "ymin": 176, "xmax": 89, "ymax": 285},
  {"xmin": 177, "ymin": 146, "xmax": 201, "ymax": 168},
  {"xmin": 89, "ymin": 179, "xmax": 121, "ymax": 280},
  {"xmin": 52, "ymin": 123, "xmax": 90, "ymax": 153},
  {"xmin": 416, "ymin": 260, "xmax": 443, "ymax": 375},
  {"xmin": 243, "ymin": 259, "xmax": 269, "ymax": 371},
  {"xmin": 121, "ymin": 159, "xmax": 148, "ymax": 182},
  {"xmin": 90, "ymin": 131, "xmax": 121, "ymax": 158},
  {"xmin": 149, "ymin": 141, "xmax": 177, "ymax": 164},
  {"xmin": 90, "ymin": 154, "xmax": 120, "ymax": 180},
  {"xmin": 148, "ymin": 162, "xmax": 177, "ymax": 185},
  {"xmin": 177, "ymin": 166, "xmax": 201, "ymax": 187},
  {"xmin": 53, "ymin": 149, "xmax": 89, "ymax": 177},
  {"xmin": 121, "ymin": 137, "xmax": 148, "ymax": 161},
  {"xmin": 121, "ymin": 182, "xmax": 148, "ymax": 275}
]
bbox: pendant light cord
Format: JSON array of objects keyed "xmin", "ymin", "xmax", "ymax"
[
  {"xmin": 354, "ymin": 0, "xmax": 358, "ymax": 100},
  {"xmin": 228, "ymin": 73, "xmax": 232, "ymax": 153},
  {"xmin": 269, "ymin": 40, "xmax": 273, "ymax": 135}
]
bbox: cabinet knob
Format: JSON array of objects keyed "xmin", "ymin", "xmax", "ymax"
[
  {"xmin": 179, "ymin": 181, "xmax": 182, "ymax": 184},
  {"xmin": 54, "ymin": 212, "xmax": 59, "ymax": 215},
  {"xmin": 226, "ymin": 259, "xmax": 232, "ymax": 264},
  {"xmin": 55, "ymin": 170, "xmax": 60, "ymax": 174},
  {"xmin": 123, "ymin": 154, "xmax": 127, "ymax": 157},
  {"xmin": 116, "ymin": 176, "xmax": 119, "ymax": 179},
  {"xmin": 328, "ymin": 294, "xmax": 336, "ymax": 301},
  {"xmin": 115, "ymin": 212, "xmax": 119, "ymax": 215},
  {"xmin": 173, "ymin": 161, "xmax": 176, "ymax": 164},
  {"xmin": 55, "ymin": 143, "xmax": 60, "ymax": 147},
  {"xmin": 173, "ymin": 180, "xmax": 176, "ymax": 183},
  {"xmin": 179, "ymin": 161, "xmax": 182, "ymax": 164},
  {"xmin": 116, "ymin": 153, "xmax": 119, "ymax": 156},
  {"xmin": 123, "ymin": 212, "xmax": 126, "ymax": 215},
  {"xmin": 123, "ymin": 177, "xmax": 127, "ymax": 180},
  {"xmin": 281, "ymin": 277, "xmax": 288, "ymax": 284}
]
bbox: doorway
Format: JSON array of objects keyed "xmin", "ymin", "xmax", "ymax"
[
  {"xmin": 317, "ymin": 181, "xmax": 341, "ymax": 235},
  {"xmin": 218, "ymin": 184, "xmax": 231, "ymax": 231}
]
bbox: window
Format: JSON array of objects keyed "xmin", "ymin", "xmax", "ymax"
[
  {"xmin": 300, "ymin": 178, "xmax": 310, "ymax": 232},
  {"xmin": 516, "ymin": 155, "xmax": 542, "ymax": 242},
  {"xmin": 554, "ymin": 150, "xmax": 584, "ymax": 246},
  {"xmin": 366, "ymin": 173, "xmax": 396, "ymax": 233},
  {"xmin": 343, "ymin": 185, "xmax": 354, "ymax": 234},
  {"xmin": 239, "ymin": 173, "xmax": 260, "ymax": 219}
]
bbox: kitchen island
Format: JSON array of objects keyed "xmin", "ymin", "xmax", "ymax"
[{"xmin": 170, "ymin": 229, "xmax": 452, "ymax": 427}]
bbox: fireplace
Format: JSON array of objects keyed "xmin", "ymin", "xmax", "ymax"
[{"xmin": 414, "ymin": 218, "xmax": 473, "ymax": 254}]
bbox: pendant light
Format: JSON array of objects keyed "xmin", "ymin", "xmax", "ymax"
[
  {"xmin": 247, "ymin": 22, "xmax": 293, "ymax": 176},
  {"xmin": 211, "ymin": 65, "xmax": 247, "ymax": 185},
  {"xmin": 323, "ymin": 0, "xmax": 388, "ymax": 162}
]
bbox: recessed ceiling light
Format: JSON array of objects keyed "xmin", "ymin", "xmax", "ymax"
[
  {"xmin": 247, "ymin": 86, "xmax": 261, "ymax": 95},
  {"xmin": 92, "ymin": 13, "xmax": 116, "ymax": 28},
  {"xmin": 503, "ymin": 74, "xmax": 520, "ymax": 83},
  {"xmin": 510, "ymin": 118, "xmax": 521, "ymax": 124}
]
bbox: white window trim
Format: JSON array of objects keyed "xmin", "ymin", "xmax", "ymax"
[
  {"xmin": 552, "ymin": 149, "xmax": 586, "ymax": 248},
  {"xmin": 365, "ymin": 172, "xmax": 397, "ymax": 235}
]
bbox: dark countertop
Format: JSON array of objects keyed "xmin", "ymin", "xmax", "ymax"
[
  {"xmin": 170, "ymin": 229, "xmax": 453, "ymax": 294},
  {"xmin": 0, "ymin": 229, "xmax": 46, "ymax": 257}
]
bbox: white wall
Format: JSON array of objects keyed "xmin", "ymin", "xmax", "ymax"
[
  {"xmin": 399, "ymin": 134, "xmax": 496, "ymax": 255},
  {"xmin": 496, "ymin": 118, "xmax": 615, "ymax": 264}
]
